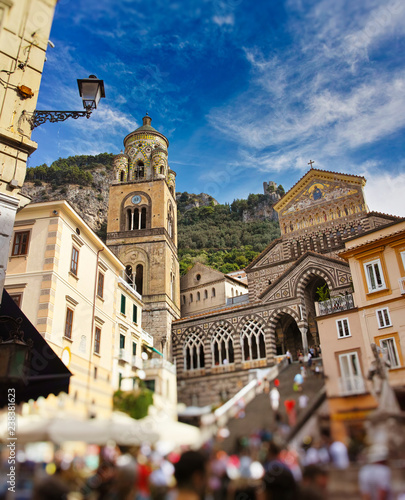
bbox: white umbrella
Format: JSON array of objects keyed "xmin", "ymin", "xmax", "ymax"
[
  {"xmin": 138, "ymin": 413, "xmax": 202, "ymax": 453},
  {"xmin": 0, "ymin": 412, "xmax": 158, "ymax": 446}
]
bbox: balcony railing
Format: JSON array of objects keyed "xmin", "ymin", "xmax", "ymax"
[
  {"xmin": 131, "ymin": 355, "xmax": 144, "ymax": 369},
  {"xmin": 118, "ymin": 348, "xmax": 131, "ymax": 363},
  {"xmin": 338, "ymin": 375, "xmax": 366, "ymax": 396},
  {"xmin": 143, "ymin": 358, "xmax": 176, "ymax": 374},
  {"xmin": 317, "ymin": 293, "xmax": 355, "ymax": 316},
  {"xmin": 399, "ymin": 277, "xmax": 405, "ymax": 295},
  {"xmin": 141, "ymin": 328, "xmax": 153, "ymax": 345}
]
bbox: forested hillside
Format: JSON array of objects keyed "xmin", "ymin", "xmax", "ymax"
[{"xmin": 23, "ymin": 154, "xmax": 281, "ymax": 275}]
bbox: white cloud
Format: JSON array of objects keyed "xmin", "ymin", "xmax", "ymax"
[
  {"xmin": 212, "ymin": 14, "xmax": 234, "ymax": 26},
  {"xmin": 364, "ymin": 171, "xmax": 405, "ymax": 216}
]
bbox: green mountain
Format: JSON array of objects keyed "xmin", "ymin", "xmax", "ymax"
[{"xmin": 23, "ymin": 154, "xmax": 281, "ymax": 275}]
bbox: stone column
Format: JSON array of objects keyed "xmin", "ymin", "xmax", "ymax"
[
  {"xmin": 0, "ymin": 193, "xmax": 20, "ymax": 303},
  {"xmin": 299, "ymin": 326, "xmax": 309, "ymax": 358}
]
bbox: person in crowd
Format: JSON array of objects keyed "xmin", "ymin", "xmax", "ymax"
[
  {"xmin": 321, "ymin": 429, "xmax": 349, "ymax": 469},
  {"xmin": 171, "ymin": 450, "xmax": 208, "ymax": 500},
  {"xmin": 104, "ymin": 454, "xmax": 138, "ymax": 500},
  {"xmin": 298, "ymin": 465, "xmax": 329, "ymax": 500},
  {"xmin": 262, "ymin": 442, "xmax": 297, "ymax": 500},
  {"xmin": 358, "ymin": 445, "xmax": 393, "ymax": 500},
  {"xmin": 269, "ymin": 386, "xmax": 280, "ymax": 412},
  {"xmin": 286, "ymin": 350, "xmax": 292, "ymax": 364}
]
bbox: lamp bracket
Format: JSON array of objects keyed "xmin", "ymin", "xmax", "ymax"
[{"xmin": 27, "ymin": 109, "xmax": 92, "ymax": 129}]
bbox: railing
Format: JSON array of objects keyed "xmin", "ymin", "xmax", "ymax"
[
  {"xmin": 118, "ymin": 348, "xmax": 131, "ymax": 363},
  {"xmin": 399, "ymin": 277, "xmax": 405, "ymax": 295},
  {"xmin": 143, "ymin": 358, "xmax": 176, "ymax": 375},
  {"xmin": 118, "ymin": 276, "xmax": 142, "ymax": 300},
  {"xmin": 226, "ymin": 294, "xmax": 250, "ymax": 306},
  {"xmin": 338, "ymin": 375, "xmax": 366, "ymax": 396},
  {"xmin": 317, "ymin": 294, "xmax": 355, "ymax": 316},
  {"xmin": 131, "ymin": 356, "xmax": 143, "ymax": 369},
  {"xmin": 141, "ymin": 328, "xmax": 153, "ymax": 345}
]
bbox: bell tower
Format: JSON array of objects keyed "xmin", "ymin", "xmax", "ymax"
[{"xmin": 107, "ymin": 115, "xmax": 180, "ymax": 357}]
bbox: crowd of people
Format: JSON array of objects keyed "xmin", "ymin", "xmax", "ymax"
[{"xmin": 10, "ymin": 429, "xmax": 395, "ymax": 500}]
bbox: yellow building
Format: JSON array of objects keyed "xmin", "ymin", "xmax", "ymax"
[
  {"xmin": 5, "ymin": 200, "xmax": 152, "ymax": 418},
  {"xmin": 0, "ymin": 0, "xmax": 57, "ymax": 299},
  {"xmin": 316, "ymin": 219, "xmax": 405, "ymax": 441}
]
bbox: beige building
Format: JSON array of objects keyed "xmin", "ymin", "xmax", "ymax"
[
  {"xmin": 0, "ymin": 0, "xmax": 58, "ymax": 299},
  {"xmin": 180, "ymin": 262, "xmax": 248, "ymax": 317},
  {"xmin": 316, "ymin": 219, "xmax": 405, "ymax": 441},
  {"xmin": 5, "ymin": 200, "xmax": 153, "ymax": 418}
]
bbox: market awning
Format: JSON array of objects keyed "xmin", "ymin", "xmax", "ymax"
[{"xmin": 0, "ymin": 290, "xmax": 72, "ymax": 408}]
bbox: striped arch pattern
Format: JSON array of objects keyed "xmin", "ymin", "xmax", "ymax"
[
  {"xmin": 210, "ymin": 321, "xmax": 235, "ymax": 366},
  {"xmin": 267, "ymin": 306, "xmax": 301, "ymax": 358},
  {"xmin": 295, "ymin": 267, "xmax": 335, "ymax": 301},
  {"xmin": 237, "ymin": 315, "xmax": 268, "ymax": 362}
]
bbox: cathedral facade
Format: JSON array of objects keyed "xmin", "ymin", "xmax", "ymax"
[
  {"xmin": 107, "ymin": 117, "xmax": 398, "ymax": 407},
  {"xmin": 172, "ymin": 170, "xmax": 398, "ymax": 406}
]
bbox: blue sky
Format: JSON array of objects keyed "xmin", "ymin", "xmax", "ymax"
[{"xmin": 30, "ymin": 0, "xmax": 405, "ymax": 215}]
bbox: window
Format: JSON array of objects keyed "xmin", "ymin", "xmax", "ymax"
[
  {"xmin": 197, "ymin": 291, "xmax": 200, "ymax": 301},
  {"xmin": 64, "ymin": 308, "xmax": 74, "ymax": 339},
  {"xmin": 400, "ymin": 251, "xmax": 405, "ymax": 271},
  {"xmin": 212, "ymin": 288, "xmax": 216, "ymax": 298},
  {"xmin": 212, "ymin": 324, "xmax": 234, "ymax": 365},
  {"xmin": 119, "ymin": 333, "xmax": 125, "ymax": 349},
  {"xmin": 12, "ymin": 231, "xmax": 29, "ymax": 256},
  {"xmin": 380, "ymin": 338, "xmax": 400, "ymax": 368},
  {"xmin": 94, "ymin": 327, "xmax": 101, "ymax": 354},
  {"xmin": 204, "ymin": 290, "xmax": 208, "ymax": 299},
  {"xmin": 97, "ymin": 272, "xmax": 104, "ymax": 298},
  {"xmin": 364, "ymin": 259, "xmax": 385, "ymax": 292},
  {"xmin": 190, "ymin": 293, "xmax": 193, "ymax": 303},
  {"xmin": 376, "ymin": 308, "xmax": 391, "ymax": 328},
  {"xmin": 120, "ymin": 294, "xmax": 126, "ymax": 315},
  {"xmin": 132, "ymin": 342, "xmax": 137, "ymax": 356},
  {"xmin": 336, "ymin": 318, "xmax": 351, "ymax": 338},
  {"xmin": 339, "ymin": 351, "xmax": 364, "ymax": 394},
  {"xmin": 144, "ymin": 379, "xmax": 155, "ymax": 392},
  {"xmin": 184, "ymin": 331, "xmax": 205, "ymax": 371},
  {"xmin": 94, "ymin": 367, "xmax": 97, "ymax": 379},
  {"xmin": 133, "ymin": 304, "xmax": 138, "ymax": 323},
  {"xmin": 241, "ymin": 320, "xmax": 266, "ymax": 361},
  {"xmin": 70, "ymin": 247, "xmax": 79, "ymax": 276},
  {"xmin": 10, "ymin": 294, "xmax": 22, "ymax": 307}
]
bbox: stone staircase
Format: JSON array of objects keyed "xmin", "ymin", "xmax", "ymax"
[{"xmin": 220, "ymin": 361, "xmax": 325, "ymax": 453}]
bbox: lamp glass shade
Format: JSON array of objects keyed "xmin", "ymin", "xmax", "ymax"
[
  {"xmin": 0, "ymin": 340, "xmax": 30, "ymax": 384},
  {"xmin": 77, "ymin": 76, "xmax": 105, "ymax": 110}
]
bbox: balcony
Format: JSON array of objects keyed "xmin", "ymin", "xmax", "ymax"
[
  {"xmin": 317, "ymin": 293, "xmax": 355, "ymax": 316},
  {"xmin": 131, "ymin": 355, "xmax": 144, "ymax": 370},
  {"xmin": 399, "ymin": 277, "xmax": 405, "ymax": 295},
  {"xmin": 118, "ymin": 348, "xmax": 131, "ymax": 363},
  {"xmin": 141, "ymin": 328, "xmax": 153, "ymax": 345},
  {"xmin": 338, "ymin": 375, "xmax": 366, "ymax": 396},
  {"xmin": 143, "ymin": 358, "xmax": 176, "ymax": 375}
]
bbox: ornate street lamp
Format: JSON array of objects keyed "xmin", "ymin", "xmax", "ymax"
[
  {"xmin": 27, "ymin": 75, "xmax": 105, "ymax": 129},
  {"xmin": 0, "ymin": 316, "xmax": 33, "ymax": 385}
]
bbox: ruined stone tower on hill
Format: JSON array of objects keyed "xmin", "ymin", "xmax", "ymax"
[{"xmin": 106, "ymin": 115, "xmax": 180, "ymax": 358}]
